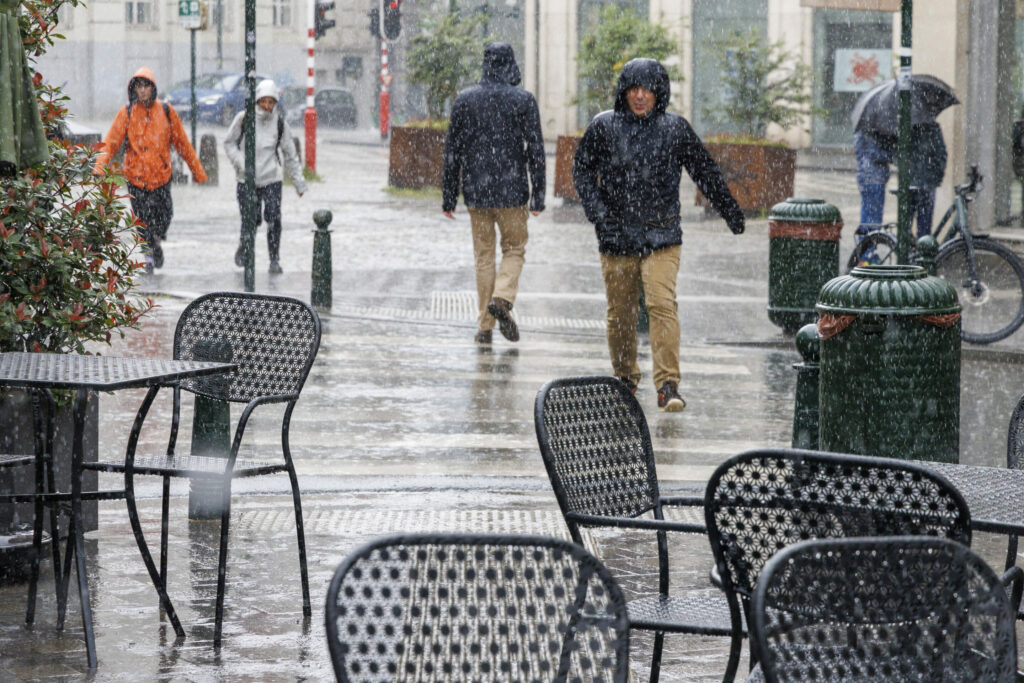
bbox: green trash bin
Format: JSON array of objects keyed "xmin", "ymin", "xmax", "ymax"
[
  {"xmin": 768, "ymin": 198, "xmax": 843, "ymax": 333},
  {"xmin": 817, "ymin": 264, "xmax": 962, "ymax": 463}
]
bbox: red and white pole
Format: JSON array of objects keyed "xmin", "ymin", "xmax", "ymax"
[
  {"xmin": 304, "ymin": 0, "xmax": 317, "ymax": 171},
  {"xmin": 379, "ymin": 37, "xmax": 391, "ymax": 138}
]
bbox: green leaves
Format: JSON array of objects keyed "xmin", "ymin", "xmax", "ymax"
[{"xmin": 407, "ymin": 11, "xmax": 486, "ymax": 122}]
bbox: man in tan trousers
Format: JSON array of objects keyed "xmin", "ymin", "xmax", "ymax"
[{"xmin": 442, "ymin": 42, "xmax": 545, "ymax": 344}]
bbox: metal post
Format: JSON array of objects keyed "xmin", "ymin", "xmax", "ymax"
[
  {"xmin": 380, "ymin": 35, "xmax": 391, "ymax": 138},
  {"xmin": 190, "ymin": 29, "xmax": 197, "ymax": 148},
  {"xmin": 637, "ymin": 292, "xmax": 649, "ymax": 334},
  {"xmin": 311, "ymin": 209, "xmax": 333, "ymax": 311},
  {"xmin": 304, "ymin": 0, "xmax": 317, "ymax": 172},
  {"xmin": 216, "ymin": 0, "xmax": 223, "ymax": 68},
  {"xmin": 242, "ymin": 0, "xmax": 257, "ymax": 292},
  {"xmin": 896, "ymin": 0, "xmax": 913, "ymax": 264},
  {"xmin": 791, "ymin": 323, "xmax": 821, "ymax": 450}
]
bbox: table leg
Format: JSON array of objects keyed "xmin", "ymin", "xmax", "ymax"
[
  {"xmin": 70, "ymin": 388, "xmax": 97, "ymax": 669},
  {"xmin": 26, "ymin": 391, "xmax": 45, "ymax": 624}
]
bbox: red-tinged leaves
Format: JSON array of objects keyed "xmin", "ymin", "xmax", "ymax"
[
  {"xmin": 0, "ymin": 293, "xmax": 9, "ymax": 305},
  {"xmin": 30, "ymin": 276, "xmax": 46, "ymax": 294},
  {"xmin": 32, "ymin": 342, "xmax": 44, "ymax": 353},
  {"xmin": 15, "ymin": 302, "xmax": 32, "ymax": 321}
]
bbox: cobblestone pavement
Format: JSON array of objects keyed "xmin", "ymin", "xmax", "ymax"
[{"xmin": 3, "ymin": 127, "xmax": 1024, "ymax": 680}]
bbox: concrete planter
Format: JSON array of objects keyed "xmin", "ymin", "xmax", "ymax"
[
  {"xmin": 388, "ymin": 125, "xmax": 446, "ymax": 190},
  {"xmin": 696, "ymin": 142, "xmax": 797, "ymax": 213},
  {"xmin": 0, "ymin": 390, "xmax": 98, "ymax": 584},
  {"xmin": 554, "ymin": 135, "xmax": 581, "ymax": 201}
]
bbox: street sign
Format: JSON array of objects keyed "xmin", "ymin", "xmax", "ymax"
[{"xmin": 178, "ymin": 0, "xmax": 200, "ymax": 29}]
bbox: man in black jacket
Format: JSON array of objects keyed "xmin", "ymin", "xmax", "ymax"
[
  {"xmin": 573, "ymin": 57, "xmax": 744, "ymax": 412},
  {"xmin": 443, "ymin": 42, "xmax": 545, "ymax": 344}
]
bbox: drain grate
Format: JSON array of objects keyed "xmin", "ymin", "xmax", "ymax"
[{"xmin": 430, "ymin": 290, "xmax": 477, "ymax": 321}]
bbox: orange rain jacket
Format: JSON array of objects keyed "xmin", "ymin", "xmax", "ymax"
[{"xmin": 94, "ymin": 66, "xmax": 207, "ymax": 189}]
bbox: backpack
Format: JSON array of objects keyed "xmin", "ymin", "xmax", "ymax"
[
  {"xmin": 116, "ymin": 100, "xmax": 171, "ymax": 160},
  {"xmin": 235, "ymin": 110, "xmax": 285, "ymax": 164}
]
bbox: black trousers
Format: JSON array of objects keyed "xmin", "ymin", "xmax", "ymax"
[
  {"xmin": 235, "ymin": 182, "xmax": 282, "ymax": 260},
  {"xmin": 128, "ymin": 182, "xmax": 173, "ymax": 245}
]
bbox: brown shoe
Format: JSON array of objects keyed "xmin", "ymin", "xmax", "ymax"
[
  {"xmin": 487, "ymin": 298, "xmax": 519, "ymax": 342},
  {"xmin": 474, "ymin": 329, "xmax": 493, "ymax": 344},
  {"xmin": 657, "ymin": 381, "xmax": 686, "ymax": 412}
]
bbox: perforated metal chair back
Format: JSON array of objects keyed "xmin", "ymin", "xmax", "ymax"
[
  {"xmin": 173, "ymin": 292, "xmax": 320, "ymax": 403},
  {"xmin": 535, "ymin": 376, "xmax": 660, "ymax": 529},
  {"xmin": 325, "ymin": 533, "xmax": 630, "ymax": 683},
  {"xmin": 705, "ymin": 448, "xmax": 972, "ymax": 602},
  {"xmin": 752, "ymin": 536, "xmax": 1018, "ymax": 682}
]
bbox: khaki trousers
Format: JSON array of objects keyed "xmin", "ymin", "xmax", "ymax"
[
  {"xmin": 600, "ymin": 245, "xmax": 681, "ymax": 390},
  {"xmin": 468, "ymin": 206, "xmax": 528, "ymax": 331}
]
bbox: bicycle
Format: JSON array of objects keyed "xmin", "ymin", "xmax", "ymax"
[{"xmin": 847, "ymin": 165, "xmax": 1024, "ymax": 344}]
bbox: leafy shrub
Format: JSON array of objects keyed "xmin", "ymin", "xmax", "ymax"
[
  {"xmin": 407, "ymin": 10, "xmax": 486, "ymax": 121},
  {"xmin": 0, "ymin": 0, "xmax": 152, "ymax": 354}
]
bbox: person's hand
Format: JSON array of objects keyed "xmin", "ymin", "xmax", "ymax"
[
  {"xmin": 297, "ymin": 191, "xmax": 304, "ymax": 198},
  {"xmin": 530, "ymin": 210, "xmax": 542, "ymax": 216},
  {"xmin": 728, "ymin": 215, "xmax": 745, "ymax": 235},
  {"xmin": 443, "ymin": 211, "xmax": 455, "ymax": 219}
]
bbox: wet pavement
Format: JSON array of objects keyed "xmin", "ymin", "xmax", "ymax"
[{"xmin": 4, "ymin": 124, "xmax": 1024, "ymax": 680}]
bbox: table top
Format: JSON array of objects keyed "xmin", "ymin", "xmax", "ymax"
[
  {"xmin": 926, "ymin": 461, "xmax": 1024, "ymax": 536},
  {"xmin": 0, "ymin": 352, "xmax": 234, "ymax": 391}
]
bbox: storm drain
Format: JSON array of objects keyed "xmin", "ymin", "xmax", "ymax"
[{"xmin": 429, "ymin": 291, "xmax": 604, "ymax": 330}]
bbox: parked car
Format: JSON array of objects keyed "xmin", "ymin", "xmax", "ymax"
[
  {"xmin": 163, "ymin": 71, "xmax": 270, "ymax": 126},
  {"xmin": 280, "ymin": 86, "xmax": 358, "ymax": 129}
]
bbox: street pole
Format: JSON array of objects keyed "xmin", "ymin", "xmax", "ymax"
[
  {"xmin": 379, "ymin": 0, "xmax": 390, "ymax": 139},
  {"xmin": 216, "ymin": 0, "xmax": 223, "ymax": 68},
  {"xmin": 896, "ymin": 0, "xmax": 913, "ymax": 264},
  {"xmin": 242, "ymin": 0, "xmax": 256, "ymax": 292},
  {"xmin": 190, "ymin": 28, "xmax": 197, "ymax": 148},
  {"xmin": 304, "ymin": 0, "xmax": 317, "ymax": 172}
]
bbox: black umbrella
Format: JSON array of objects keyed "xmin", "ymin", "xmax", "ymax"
[{"xmin": 850, "ymin": 74, "xmax": 959, "ymax": 137}]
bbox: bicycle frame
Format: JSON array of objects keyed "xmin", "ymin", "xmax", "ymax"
[{"xmin": 932, "ymin": 171, "xmax": 985, "ymax": 297}]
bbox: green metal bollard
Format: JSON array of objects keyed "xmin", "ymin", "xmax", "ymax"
[
  {"xmin": 817, "ymin": 264, "xmax": 961, "ymax": 463},
  {"xmin": 791, "ymin": 323, "xmax": 820, "ymax": 450},
  {"xmin": 913, "ymin": 234, "xmax": 939, "ymax": 275},
  {"xmin": 188, "ymin": 338, "xmax": 233, "ymax": 519},
  {"xmin": 767, "ymin": 199, "xmax": 843, "ymax": 333},
  {"xmin": 637, "ymin": 291, "xmax": 649, "ymax": 334},
  {"xmin": 311, "ymin": 209, "xmax": 333, "ymax": 312}
]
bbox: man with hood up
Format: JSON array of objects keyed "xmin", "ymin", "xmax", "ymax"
[
  {"xmin": 224, "ymin": 79, "xmax": 306, "ymax": 274},
  {"xmin": 95, "ymin": 66, "xmax": 207, "ymax": 273},
  {"xmin": 574, "ymin": 57, "xmax": 744, "ymax": 413},
  {"xmin": 442, "ymin": 42, "xmax": 545, "ymax": 345}
]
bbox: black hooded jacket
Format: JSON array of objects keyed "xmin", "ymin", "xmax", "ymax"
[
  {"xmin": 573, "ymin": 58, "xmax": 744, "ymax": 255},
  {"xmin": 442, "ymin": 43, "xmax": 545, "ymax": 212}
]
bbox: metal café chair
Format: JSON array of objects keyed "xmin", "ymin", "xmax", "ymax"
[
  {"xmin": 706, "ymin": 448, "xmax": 973, "ymax": 683},
  {"xmin": 82, "ymin": 291, "xmax": 321, "ymax": 645},
  {"xmin": 325, "ymin": 533, "xmax": 631, "ymax": 683},
  {"xmin": 535, "ymin": 376, "xmax": 734, "ymax": 683},
  {"xmin": 751, "ymin": 536, "xmax": 1020, "ymax": 683},
  {"xmin": 1004, "ymin": 391, "xmax": 1024, "ymax": 619}
]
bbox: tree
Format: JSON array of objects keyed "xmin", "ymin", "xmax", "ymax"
[
  {"xmin": 702, "ymin": 28, "xmax": 819, "ymax": 140},
  {"xmin": 576, "ymin": 6, "xmax": 680, "ymax": 119},
  {"xmin": 1, "ymin": 0, "xmax": 152, "ymax": 354},
  {"xmin": 407, "ymin": 10, "xmax": 486, "ymax": 121}
]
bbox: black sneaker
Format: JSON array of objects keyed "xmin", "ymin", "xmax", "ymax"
[
  {"xmin": 234, "ymin": 245, "xmax": 244, "ymax": 267},
  {"xmin": 657, "ymin": 381, "xmax": 686, "ymax": 412},
  {"xmin": 474, "ymin": 329, "xmax": 492, "ymax": 344},
  {"xmin": 152, "ymin": 241, "xmax": 164, "ymax": 269},
  {"xmin": 269, "ymin": 260, "xmax": 283, "ymax": 274},
  {"xmin": 617, "ymin": 377, "xmax": 637, "ymax": 395},
  {"xmin": 487, "ymin": 298, "xmax": 519, "ymax": 342}
]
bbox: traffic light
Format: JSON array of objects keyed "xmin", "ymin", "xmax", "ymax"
[
  {"xmin": 367, "ymin": 6, "xmax": 379, "ymax": 38},
  {"xmin": 383, "ymin": 0, "xmax": 401, "ymax": 40},
  {"xmin": 314, "ymin": 0, "xmax": 335, "ymax": 39}
]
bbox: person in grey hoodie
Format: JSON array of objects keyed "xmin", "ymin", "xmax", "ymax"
[{"xmin": 224, "ymin": 79, "xmax": 306, "ymax": 274}]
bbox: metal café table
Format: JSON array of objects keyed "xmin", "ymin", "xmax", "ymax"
[
  {"xmin": 925, "ymin": 461, "xmax": 1024, "ymax": 537},
  {"xmin": 0, "ymin": 352, "xmax": 234, "ymax": 669}
]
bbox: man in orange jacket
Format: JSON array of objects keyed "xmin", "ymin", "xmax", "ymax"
[{"xmin": 95, "ymin": 66, "xmax": 207, "ymax": 273}]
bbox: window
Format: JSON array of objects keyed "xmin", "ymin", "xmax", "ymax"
[
  {"xmin": 125, "ymin": 0, "xmax": 154, "ymax": 25},
  {"xmin": 272, "ymin": 0, "xmax": 290, "ymax": 27}
]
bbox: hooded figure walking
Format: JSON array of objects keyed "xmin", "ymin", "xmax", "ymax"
[
  {"xmin": 442, "ymin": 42, "xmax": 545, "ymax": 344},
  {"xmin": 573, "ymin": 58, "xmax": 745, "ymax": 412},
  {"xmin": 224, "ymin": 79, "xmax": 306, "ymax": 274},
  {"xmin": 95, "ymin": 66, "xmax": 207, "ymax": 273}
]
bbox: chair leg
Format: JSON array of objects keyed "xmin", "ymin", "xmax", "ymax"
[
  {"xmin": 722, "ymin": 630, "xmax": 744, "ymax": 683},
  {"xmin": 649, "ymin": 631, "xmax": 664, "ymax": 683},
  {"xmin": 125, "ymin": 471, "xmax": 185, "ymax": 639},
  {"xmin": 285, "ymin": 464, "xmax": 311, "ymax": 617},
  {"xmin": 213, "ymin": 482, "xmax": 233, "ymax": 647}
]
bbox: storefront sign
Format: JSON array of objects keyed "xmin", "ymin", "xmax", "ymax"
[
  {"xmin": 833, "ymin": 49, "xmax": 891, "ymax": 92},
  {"xmin": 801, "ymin": 0, "xmax": 900, "ymax": 9}
]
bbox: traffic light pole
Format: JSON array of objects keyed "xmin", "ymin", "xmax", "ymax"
[
  {"xmin": 304, "ymin": 0, "xmax": 317, "ymax": 172},
  {"xmin": 896, "ymin": 0, "xmax": 912, "ymax": 264}
]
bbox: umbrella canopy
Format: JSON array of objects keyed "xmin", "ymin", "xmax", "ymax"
[{"xmin": 851, "ymin": 74, "xmax": 959, "ymax": 137}]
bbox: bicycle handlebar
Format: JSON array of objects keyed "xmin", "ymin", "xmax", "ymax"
[{"xmin": 954, "ymin": 164, "xmax": 983, "ymax": 200}]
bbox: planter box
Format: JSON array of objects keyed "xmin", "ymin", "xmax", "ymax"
[
  {"xmin": 0, "ymin": 390, "xmax": 98, "ymax": 583},
  {"xmin": 696, "ymin": 142, "xmax": 797, "ymax": 213},
  {"xmin": 554, "ymin": 135, "xmax": 581, "ymax": 201},
  {"xmin": 388, "ymin": 125, "xmax": 446, "ymax": 190}
]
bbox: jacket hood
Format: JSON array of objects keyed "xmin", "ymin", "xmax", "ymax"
[
  {"xmin": 128, "ymin": 66, "xmax": 158, "ymax": 104},
  {"xmin": 613, "ymin": 58, "xmax": 670, "ymax": 117},
  {"xmin": 480, "ymin": 42, "xmax": 521, "ymax": 86},
  {"xmin": 255, "ymin": 79, "xmax": 279, "ymax": 103}
]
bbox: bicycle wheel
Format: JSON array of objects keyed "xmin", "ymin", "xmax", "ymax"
[
  {"xmin": 846, "ymin": 231, "xmax": 898, "ymax": 272},
  {"xmin": 935, "ymin": 237, "xmax": 1024, "ymax": 344}
]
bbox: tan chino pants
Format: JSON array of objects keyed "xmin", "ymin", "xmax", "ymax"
[
  {"xmin": 599, "ymin": 245, "xmax": 682, "ymax": 390},
  {"xmin": 468, "ymin": 206, "xmax": 528, "ymax": 331}
]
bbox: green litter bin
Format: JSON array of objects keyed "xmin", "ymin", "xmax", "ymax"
[
  {"xmin": 768, "ymin": 198, "xmax": 843, "ymax": 333},
  {"xmin": 817, "ymin": 264, "xmax": 962, "ymax": 463}
]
